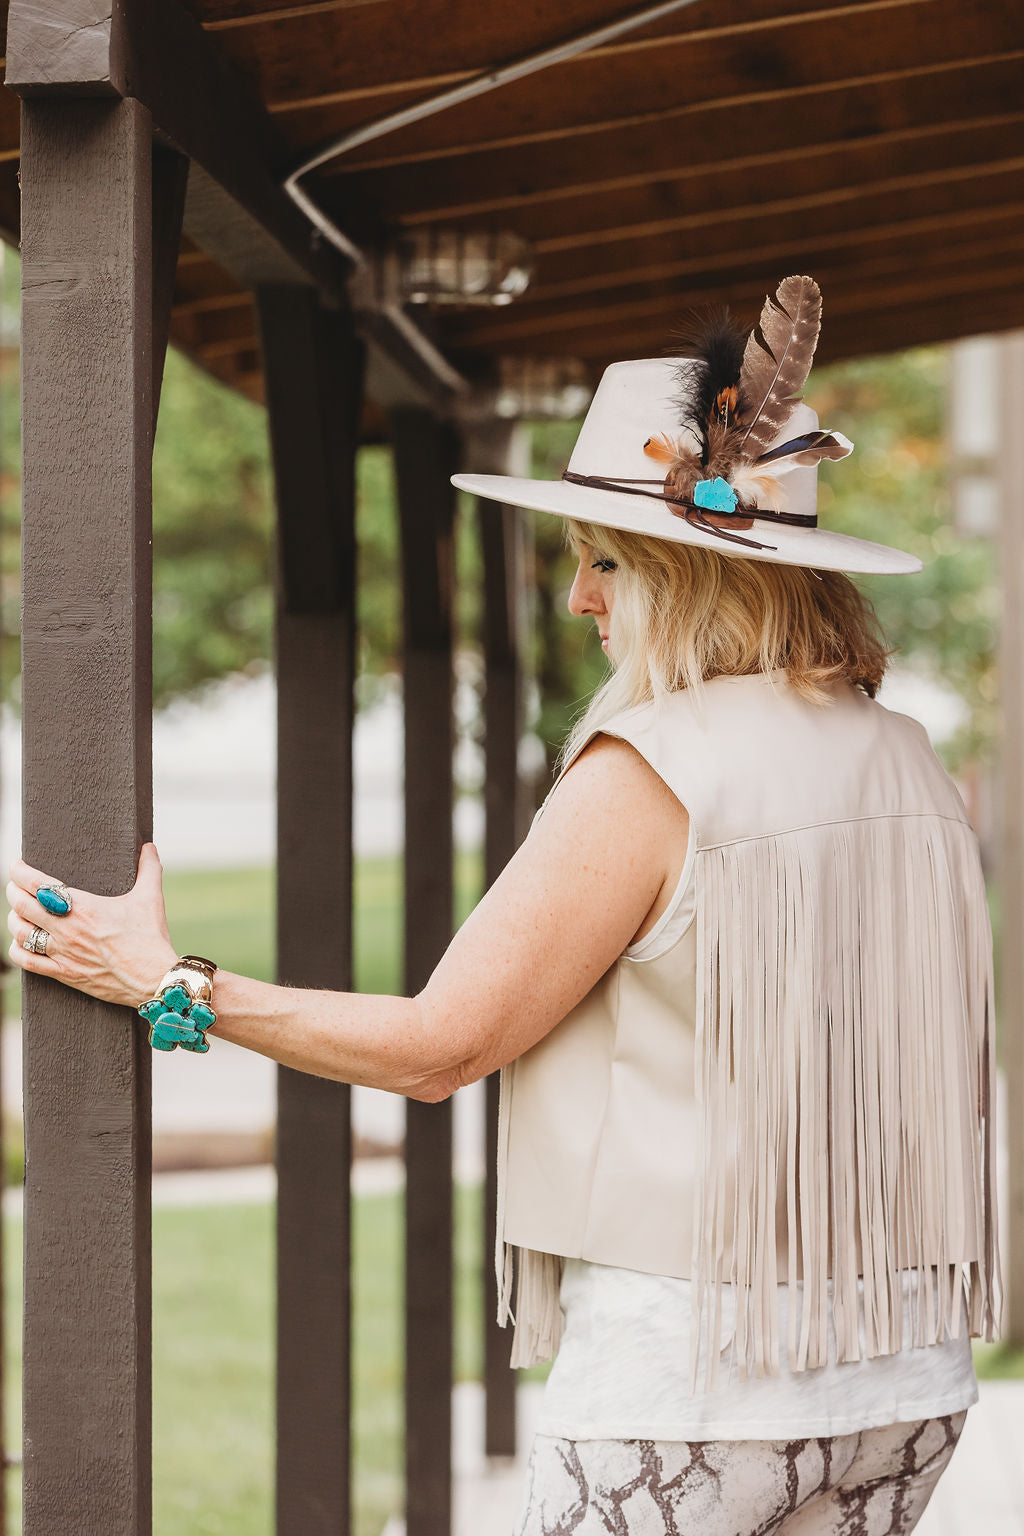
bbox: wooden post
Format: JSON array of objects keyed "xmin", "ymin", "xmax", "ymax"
[
  {"xmin": 0, "ymin": 238, "xmax": 8, "ymax": 1536},
  {"xmin": 393, "ymin": 408, "xmax": 459, "ymax": 1536},
  {"xmin": 467, "ymin": 423, "xmax": 530, "ymax": 1458},
  {"xmin": 257, "ymin": 286, "xmax": 363, "ymax": 1536},
  {"xmin": 18, "ymin": 96, "xmax": 156, "ymax": 1536},
  {"xmin": 998, "ymin": 330, "xmax": 1024, "ymax": 1349},
  {"xmin": 150, "ymin": 146, "xmax": 189, "ymax": 437}
]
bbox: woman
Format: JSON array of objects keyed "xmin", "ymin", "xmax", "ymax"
[{"xmin": 6, "ymin": 277, "xmax": 1001, "ymax": 1534}]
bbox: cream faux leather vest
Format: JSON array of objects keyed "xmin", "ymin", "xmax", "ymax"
[{"xmin": 496, "ymin": 670, "xmax": 1003, "ymax": 1393}]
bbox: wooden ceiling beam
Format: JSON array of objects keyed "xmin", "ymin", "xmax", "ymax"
[
  {"xmin": 819, "ymin": 291, "xmax": 1024, "ymax": 362},
  {"xmin": 289, "ymin": 49, "xmax": 1022, "ymax": 169},
  {"xmin": 332, "ymin": 65, "xmax": 1024, "ymax": 220},
  {"xmin": 526, "ymin": 194, "xmax": 1024, "ymax": 298},
  {"xmin": 512, "ymin": 155, "xmax": 1024, "ymax": 262},
  {"xmin": 590, "ymin": 284, "xmax": 1024, "ymax": 371},
  {"xmin": 342, "ymin": 106, "xmax": 1024, "ymax": 239},
  {"xmin": 0, "ymin": 163, "xmax": 20, "ymax": 247},
  {"xmin": 197, "ymin": 333, "xmax": 263, "ymax": 361},
  {"xmin": 340, "ymin": 56, "xmax": 1017, "ymax": 178},
  {"xmin": 429, "ymin": 166, "xmax": 1024, "ymax": 352},
  {"xmin": 174, "ymin": 288, "xmax": 254, "ymax": 315},
  {"xmin": 262, "ymin": 0, "xmax": 1018, "ymax": 167},
  {"xmin": 202, "ymin": 0, "xmax": 393, "ymax": 30},
  {"xmin": 179, "ymin": 295, "xmax": 260, "ymax": 344},
  {"xmin": 523, "ymin": 209, "xmax": 1024, "ymax": 309},
  {"xmin": 447, "ymin": 264, "xmax": 1024, "ymax": 362},
  {"xmin": 220, "ymin": 0, "xmax": 927, "ymax": 113},
  {"xmin": 0, "ymin": 87, "xmax": 22, "ymax": 160}
]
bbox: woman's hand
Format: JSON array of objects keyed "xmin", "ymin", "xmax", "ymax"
[{"xmin": 5, "ymin": 843, "xmax": 179, "ymax": 1008}]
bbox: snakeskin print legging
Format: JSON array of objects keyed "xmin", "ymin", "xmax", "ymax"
[{"xmin": 513, "ymin": 1409, "xmax": 967, "ymax": 1535}]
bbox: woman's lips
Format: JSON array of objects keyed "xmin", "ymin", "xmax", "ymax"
[{"xmin": 599, "ymin": 634, "xmax": 609, "ymax": 650}]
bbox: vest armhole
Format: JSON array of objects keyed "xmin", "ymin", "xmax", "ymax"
[{"xmin": 624, "ymin": 830, "xmax": 696, "ymax": 960}]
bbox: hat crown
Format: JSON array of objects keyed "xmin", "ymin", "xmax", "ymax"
[{"xmin": 568, "ymin": 358, "xmax": 820, "ymax": 518}]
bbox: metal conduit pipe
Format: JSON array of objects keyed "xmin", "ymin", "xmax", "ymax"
[{"xmin": 283, "ymin": 0, "xmax": 703, "ymax": 394}]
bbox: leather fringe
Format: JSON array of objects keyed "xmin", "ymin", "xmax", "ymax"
[
  {"xmin": 688, "ymin": 813, "xmax": 1004, "ymax": 1395},
  {"xmin": 506, "ymin": 1247, "xmax": 565, "ymax": 1368},
  {"xmin": 494, "ymin": 1063, "xmax": 566, "ymax": 1368}
]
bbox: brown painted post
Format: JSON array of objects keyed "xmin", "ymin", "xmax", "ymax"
[
  {"xmin": 257, "ymin": 286, "xmax": 364, "ymax": 1536},
  {"xmin": 468, "ymin": 421, "xmax": 530, "ymax": 1459},
  {"xmin": 150, "ymin": 146, "xmax": 189, "ymax": 437},
  {"xmin": 393, "ymin": 408, "xmax": 459, "ymax": 1536},
  {"xmin": 480, "ymin": 495, "xmax": 526, "ymax": 1458},
  {"xmin": 0, "ymin": 241, "xmax": 8, "ymax": 1536},
  {"xmin": 18, "ymin": 96, "xmax": 156, "ymax": 1535}
]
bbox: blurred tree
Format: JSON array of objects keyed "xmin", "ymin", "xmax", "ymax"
[
  {"xmin": 150, "ymin": 349, "xmax": 275, "ymax": 707},
  {"xmin": 808, "ymin": 350, "xmax": 997, "ymax": 770}
]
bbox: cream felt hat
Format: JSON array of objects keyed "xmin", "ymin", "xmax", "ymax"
[{"xmin": 453, "ymin": 278, "xmax": 922, "ymax": 577}]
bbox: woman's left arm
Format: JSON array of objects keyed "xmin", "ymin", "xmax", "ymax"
[{"xmin": 6, "ymin": 735, "xmax": 688, "ymax": 1101}]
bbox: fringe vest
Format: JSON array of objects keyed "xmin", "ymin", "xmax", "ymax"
[{"xmin": 495, "ymin": 670, "xmax": 1003, "ymax": 1394}]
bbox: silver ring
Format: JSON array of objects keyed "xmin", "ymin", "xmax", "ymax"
[
  {"xmin": 37, "ymin": 880, "xmax": 72, "ymax": 917},
  {"xmin": 23, "ymin": 926, "xmax": 50, "ymax": 955}
]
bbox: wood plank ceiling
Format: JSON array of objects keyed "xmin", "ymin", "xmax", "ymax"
[{"xmin": 1, "ymin": 0, "xmax": 1022, "ymax": 411}]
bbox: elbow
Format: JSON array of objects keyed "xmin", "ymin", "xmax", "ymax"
[
  {"xmin": 401, "ymin": 994, "xmax": 472, "ymax": 1102},
  {"xmin": 406, "ymin": 1065, "xmax": 464, "ymax": 1104}
]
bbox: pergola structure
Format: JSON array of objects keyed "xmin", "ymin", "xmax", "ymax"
[{"xmin": 1, "ymin": 1, "xmax": 1022, "ymax": 1533}]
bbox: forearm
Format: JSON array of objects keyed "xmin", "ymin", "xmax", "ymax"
[{"xmin": 204, "ymin": 968, "xmax": 462, "ymax": 1102}]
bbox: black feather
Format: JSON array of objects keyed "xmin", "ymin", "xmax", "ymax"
[{"xmin": 669, "ymin": 304, "xmax": 748, "ymax": 448}]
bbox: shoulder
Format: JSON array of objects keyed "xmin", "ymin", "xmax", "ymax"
[{"xmin": 546, "ymin": 732, "xmax": 688, "ymax": 839}]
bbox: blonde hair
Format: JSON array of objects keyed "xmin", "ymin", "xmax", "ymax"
[{"xmin": 561, "ymin": 518, "xmax": 891, "ymax": 766}]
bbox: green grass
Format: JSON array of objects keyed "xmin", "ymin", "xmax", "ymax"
[
  {"xmin": 2, "ymin": 1182, "xmax": 495, "ymax": 1536},
  {"xmin": 160, "ymin": 850, "xmax": 483, "ymax": 996}
]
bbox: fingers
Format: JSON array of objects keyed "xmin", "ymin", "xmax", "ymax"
[
  {"xmin": 6, "ymin": 905, "xmax": 58, "ymax": 956},
  {"xmin": 8, "ymin": 858, "xmax": 79, "ymax": 908},
  {"xmin": 6, "ymin": 920, "xmax": 63, "ymax": 978},
  {"xmin": 5, "ymin": 878, "xmax": 61, "ymax": 927},
  {"xmin": 10, "ymin": 856, "xmax": 58, "ymax": 894},
  {"xmin": 135, "ymin": 842, "xmax": 164, "ymax": 892}
]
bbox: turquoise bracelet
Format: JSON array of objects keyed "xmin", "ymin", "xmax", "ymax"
[{"xmin": 137, "ymin": 954, "xmax": 218, "ymax": 1054}]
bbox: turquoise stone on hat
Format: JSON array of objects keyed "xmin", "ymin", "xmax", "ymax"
[
  {"xmin": 693, "ymin": 477, "xmax": 738, "ymax": 513},
  {"xmin": 37, "ymin": 885, "xmax": 70, "ymax": 916}
]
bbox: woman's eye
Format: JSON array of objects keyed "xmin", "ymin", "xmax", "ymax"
[{"xmin": 591, "ymin": 558, "xmax": 617, "ymax": 573}]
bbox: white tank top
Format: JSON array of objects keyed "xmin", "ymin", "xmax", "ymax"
[{"xmin": 533, "ymin": 858, "xmax": 979, "ymax": 1440}]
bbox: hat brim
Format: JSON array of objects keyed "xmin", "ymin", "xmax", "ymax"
[{"xmin": 451, "ymin": 473, "xmax": 922, "ymax": 576}]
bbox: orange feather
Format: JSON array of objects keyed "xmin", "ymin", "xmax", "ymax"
[{"xmin": 643, "ymin": 432, "xmax": 685, "ymax": 465}]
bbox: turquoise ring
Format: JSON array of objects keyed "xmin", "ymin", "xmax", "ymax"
[{"xmin": 37, "ymin": 881, "xmax": 72, "ymax": 917}]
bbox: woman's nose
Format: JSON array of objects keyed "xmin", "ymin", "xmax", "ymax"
[{"xmin": 568, "ymin": 565, "xmax": 606, "ymax": 617}]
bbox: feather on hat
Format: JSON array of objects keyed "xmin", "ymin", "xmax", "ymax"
[
  {"xmin": 450, "ymin": 274, "xmax": 921, "ymax": 576},
  {"xmin": 646, "ymin": 275, "xmax": 852, "ymax": 517}
]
